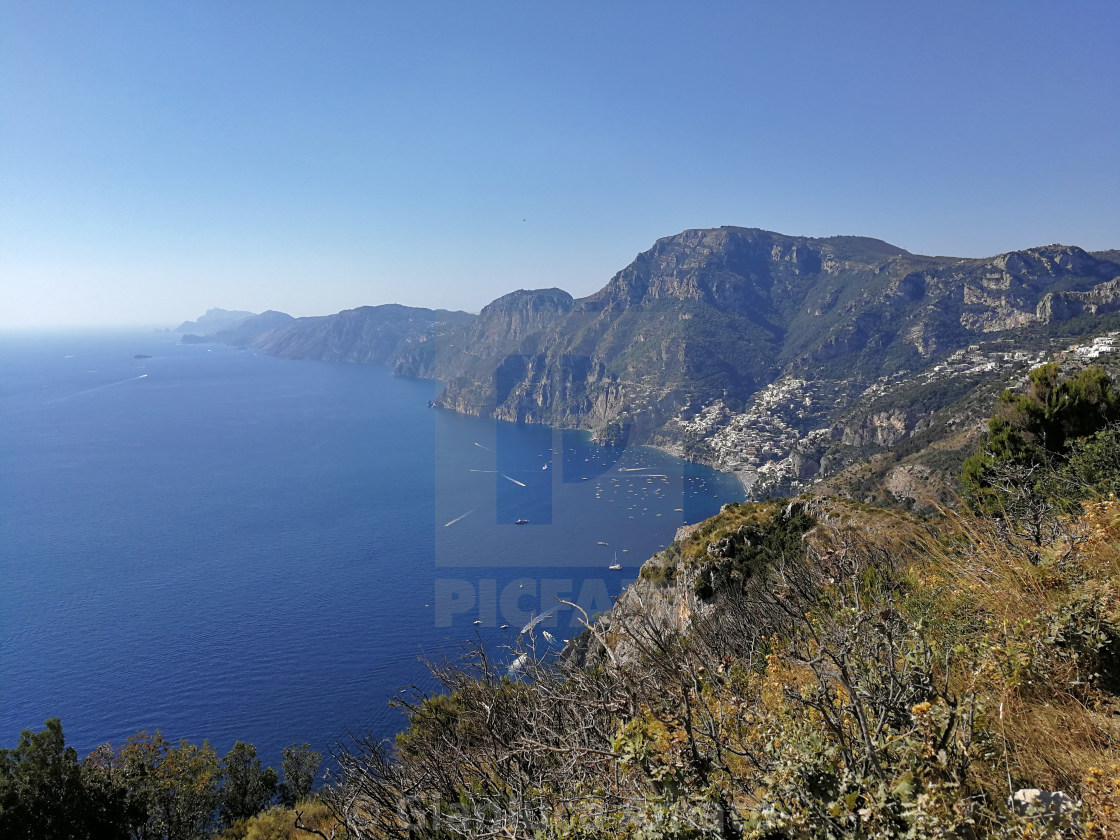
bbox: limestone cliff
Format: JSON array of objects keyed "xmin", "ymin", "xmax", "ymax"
[
  {"xmin": 420, "ymin": 229, "xmax": 1119, "ymax": 446},
  {"xmin": 227, "ymin": 227, "xmax": 1119, "ymax": 460},
  {"xmin": 1037, "ymin": 277, "xmax": 1120, "ymax": 323}
]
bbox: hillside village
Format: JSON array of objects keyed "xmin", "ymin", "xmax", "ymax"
[{"xmin": 670, "ymin": 331, "xmax": 1120, "ymax": 499}]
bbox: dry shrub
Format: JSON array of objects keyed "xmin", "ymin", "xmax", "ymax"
[
  {"xmin": 216, "ymin": 800, "xmax": 344, "ymax": 840},
  {"xmin": 1082, "ymin": 764, "xmax": 1120, "ymax": 839},
  {"xmin": 320, "ymin": 498, "xmax": 1120, "ymax": 839},
  {"xmin": 908, "ymin": 501, "xmax": 1120, "ymax": 801},
  {"xmin": 1006, "ymin": 701, "xmax": 1119, "ymax": 795}
]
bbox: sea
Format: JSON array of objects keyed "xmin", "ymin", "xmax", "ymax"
[{"xmin": 0, "ymin": 330, "xmax": 744, "ymax": 768}]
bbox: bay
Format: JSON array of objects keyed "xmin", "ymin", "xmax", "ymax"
[{"xmin": 0, "ymin": 330, "xmax": 743, "ymax": 766}]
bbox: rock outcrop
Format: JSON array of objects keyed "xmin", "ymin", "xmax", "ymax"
[
  {"xmin": 417, "ymin": 230, "xmax": 1120, "ymax": 448},
  {"xmin": 840, "ymin": 410, "xmax": 915, "ymax": 448},
  {"xmin": 1037, "ymin": 277, "xmax": 1120, "ymax": 323},
  {"xmin": 225, "ymin": 227, "xmax": 1120, "ymax": 461}
]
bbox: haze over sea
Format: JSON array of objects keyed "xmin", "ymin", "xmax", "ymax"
[{"xmin": 0, "ymin": 331, "xmax": 743, "ymax": 765}]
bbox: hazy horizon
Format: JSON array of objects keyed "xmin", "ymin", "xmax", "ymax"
[{"xmin": 4, "ymin": 1, "xmax": 1118, "ymax": 329}]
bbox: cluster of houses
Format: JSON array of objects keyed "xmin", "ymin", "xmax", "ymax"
[
  {"xmin": 674, "ymin": 377, "xmax": 846, "ymax": 492},
  {"xmin": 671, "ymin": 330, "xmax": 1120, "ymax": 499}
]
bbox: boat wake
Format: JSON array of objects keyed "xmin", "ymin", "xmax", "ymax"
[
  {"xmin": 520, "ymin": 609, "xmax": 555, "ymax": 635},
  {"xmin": 443, "ymin": 509, "xmax": 475, "ymax": 528},
  {"xmin": 47, "ymin": 373, "xmax": 150, "ymax": 404}
]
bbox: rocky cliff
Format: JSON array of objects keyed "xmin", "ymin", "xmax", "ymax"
[
  {"xmin": 420, "ymin": 228, "xmax": 1120, "ymax": 449},
  {"xmin": 214, "ymin": 226, "xmax": 1120, "ymax": 498},
  {"xmin": 1037, "ymin": 277, "xmax": 1120, "ymax": 323}
]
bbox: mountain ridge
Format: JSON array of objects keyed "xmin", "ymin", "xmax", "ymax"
[
  {"xmin": 413, "ymin": 227, "xmax": 1120, "ymax": 451},
  {"xmin": 181, "ymin": 225, "xmax": 1120, "ymax": 499}
]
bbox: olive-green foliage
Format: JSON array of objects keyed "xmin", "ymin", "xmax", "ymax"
[
  {"xmin": 962, "ymin": 364, "xmax": 1120, "ymax": 516},
  {"xmin": 0, "ymin": 722, "xmax": 311, "ymax": 840},
  {"xmin": 693, "ymin": 507, "xmax": 815, "ymax": 599},
  {"xmin": 113, "ymin": 731, "xmax": 223, "ymax": 840},
  {"xmin": 0, "ymin": 718, "xmax": 140, "ymax": 840},
  {"xmin": 278, "ymin": 743, "xmax": 321, "ymax": 808},
  {"xmin": 639, "ymin": 560, "xmax": 677, "ymax": 586},
  {"xmin": 214, "ymin": 800, "xmax": 341, "ymax": 840},
  {"xmin": 1066, "ymin": 426, "xmax": 1120, "ymax": 498},
  {"xmin": 220, "ymin": 742, "xmax": 278, "ymax": 826}
]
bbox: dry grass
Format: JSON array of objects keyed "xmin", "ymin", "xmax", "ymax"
[{"xmin": 902, "ymin": 501, "xmax": 1120, "ymax": 804}]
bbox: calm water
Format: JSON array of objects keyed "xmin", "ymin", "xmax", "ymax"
[{"xmin": 0, "ymin": 331, "xmax": 743, "ymax": 766}]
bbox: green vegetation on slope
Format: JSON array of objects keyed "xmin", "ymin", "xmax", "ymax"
[
  {"xmin": 0, "ymin": 726, "xmax": 327, "ymax": 840},
  {"xmin": 307, "ymin": 369, "xmax": 1120, "ymax": 837},
  {"xmin": 962, "ymin": 364, "xmax": 1120, "ymax": 542},
  {"xmin": 313, "ymin": 494, "xmax": 1120, "ymax": 838},
  {"xmin": 9, "ymin": 365, "xmax": 1120, "ymax": 840}
]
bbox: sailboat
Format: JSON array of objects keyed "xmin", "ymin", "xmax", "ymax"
[{"xmin": 608, "ymin": 552, "xmax": 622, "ymax": 571}]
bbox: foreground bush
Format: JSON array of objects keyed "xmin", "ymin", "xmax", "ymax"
[
  {"xmin": 0, "ymin": 725, "xmax": 322, "ymax": 840},
  {"xmin": 322, "ymin": 497, "xmax": 1120, "ymax": 838}
]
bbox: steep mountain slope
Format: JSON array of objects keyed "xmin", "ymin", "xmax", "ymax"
[
  {"xmin": 223, "ymin": 226, "xmax": 1120, "ymax": 498},
  {"xmin": 252, "ymin": 304, "xmax": 474, "ymax": 367},
  {"xmin": 815, "ymin": 330, "xmax": 1120, "ymax": 513},
  {"xmin": 392, "ymin": 288, "xmax": 574, "ymax": 384},
  {"xmin": 422, "ymin": 227, "xmax": 1120, "ymax": 449}
]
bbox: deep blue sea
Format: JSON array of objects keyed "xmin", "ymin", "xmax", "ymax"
[{"xmin": 0, "ymin": 331, "xmax": 743, "ymax": 768}]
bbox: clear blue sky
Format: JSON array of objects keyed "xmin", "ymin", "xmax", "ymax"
[{"xmin": 3, "ymin": 1, "xmax": 1118, "ymax": 328}]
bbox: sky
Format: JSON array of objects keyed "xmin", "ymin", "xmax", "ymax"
[{"xmin": 2, "ymin": 1, "xmax": 1118, "ymax": 328}]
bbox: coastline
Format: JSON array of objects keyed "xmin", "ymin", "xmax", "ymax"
[
  {"xmin": 249, "ymin": 340, "xmax": 759, "ymax": 503},
  {"xmin": 646, "ymin": 441, "xmax": 759, "ymax": 498}
]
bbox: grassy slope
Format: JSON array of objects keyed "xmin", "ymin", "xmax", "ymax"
[{"xmin": 323, "ymin": 493, "xmax": 1120, "ymax": 838}]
